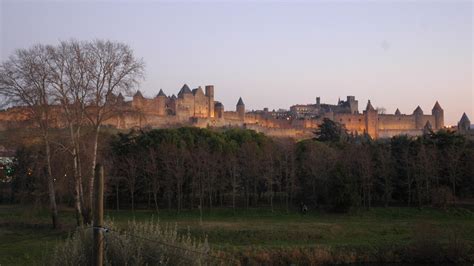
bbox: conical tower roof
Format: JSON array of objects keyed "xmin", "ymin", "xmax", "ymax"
[
  {"xmin": 178, "ymin": 84, "xmax": 192, "ymax": 95},
  {"xmin": 157, "ymin": 89, "xmax": 166, "ymax": 97},
  {"xmin": 134, "ymin": 90, "xmax": 143, "ymax": 98},
  {"xmin": 237, "ymin": 97, "xmax": 245, "ymax": 106},
  {"xmin": 460, "ymin": 112, "xmax": 470, "ymax": 123},
  {"xmin": 171, "ymin": 94, "xmax": 177, "ymax": 100},
  {"xmin": 413, "ymin": 106, "xmax": 423, "ymax": 115},
  {"xmin": 117, "ymin": 93, "xmax": 125, "ymax": 101},
  {"xmin": 423, "ymin": 120, "xmax": 433, "ymax": 134},
  {"xmin": 395, "ymin": 108, "xmax": 401, "ymax": 115},
  {"xmin": 432, "ymin": 101, "xmax": 443, "ymax": 111},
  {"xmin": 424, "ymin": 120, "xmax": 432, "ymax": 129},
  {"xmin": 365, "ymin": 100, "xmax": 375, "ymax": 111}
]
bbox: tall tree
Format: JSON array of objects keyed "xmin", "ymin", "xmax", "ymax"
[
  {"xmin": 0, "ymin": 45, "xmax": 59, "ymax": 228},
  {"xmin": 83, "ymin": 40, "xmax": 144, "ymax": 215},
  {"xmin": 47, "ymin": 40, "xmax": 90, "ymax": 226}
]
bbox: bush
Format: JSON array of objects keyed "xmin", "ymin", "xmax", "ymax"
[{"xmin": 51, "ymin": 220, "xmax": 213, "ymax": 266}]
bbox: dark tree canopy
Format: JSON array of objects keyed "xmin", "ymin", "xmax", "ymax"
[{"xmin": 313, "ymin": 118, "xmax": 348, "ymax": 142}]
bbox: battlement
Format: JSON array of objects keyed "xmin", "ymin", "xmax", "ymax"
[{"xmin": 0, "ymin": 84, "xmax": 452, "ymax": 139}]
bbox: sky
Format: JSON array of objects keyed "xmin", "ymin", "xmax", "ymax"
[{"xmin": 0, "ymin": 0, "xmax": 472, "ymax": 125}]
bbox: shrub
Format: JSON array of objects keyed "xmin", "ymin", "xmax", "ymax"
[{"xmin": 51, "ymin": 220, "xmax": 213, "ymax": 266}]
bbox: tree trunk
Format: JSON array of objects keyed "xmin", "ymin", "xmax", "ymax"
[
  {"xmin": 153, "ymin": 191, "xmax": 159, "ymax": 214},
  {"xmin": 208, "ymin": 181, "xmax": 212, "ymax": 211},
  {"xmin": 116, "ymin": 182, "xmax": 120, "ymax": 211},
  {"xmin": 44, "ymin": 137, "xmax": 59, "ymax": 229},
  {"xmin": 232, "ymin": 178, "xmax": 236, "ymax": 214},
  {"xmin": 74, "ymin": 177, "xmax": 83, "ymax": 227},
  {"xmin": 177, "ymin": 176, "xmax": 182, "ymax": 213},
  {"xmin": 131, "ymin": 189, "xmax": 135, "ymax": 213},
  {"xmin": 452, "ymin": 176, "xmax": 456, "ymax": 207},
  {"xmin": 89, "ymin": 125, "xmax": 101, "ymax": 213},
  {"xmin": 68, "ymin": 123, "xmax": 84, "ymax": 226},
  {"xmin": 147, "ymin": 190, "xmax": 151, "ymax": 209},
  {"xmin": 253, "ymin": 179, "xmax": 258, "ymax": 207}
]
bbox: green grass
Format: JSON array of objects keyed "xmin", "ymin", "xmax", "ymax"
[{"xmin": 1, "ymin": 205, "xmax": 474, "ymax": 265}]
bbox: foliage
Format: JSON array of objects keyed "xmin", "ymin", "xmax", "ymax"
[
  {"xmin": 313, "ymin": 118, "xmax": 348, "ymax": 142},
  {"xmin": 6, "ymin": 127, "xmax": 474, "ymax": 214}
]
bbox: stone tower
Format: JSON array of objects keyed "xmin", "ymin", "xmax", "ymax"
[
  {"xmin": 364, "ymin": 100, "xmax": 378, "ymax": 138},
  {"xmin": 236, "ymin": 97, "xmax": 245, "ymax": 121},
  {"xmin": 413, "ymin": 106, "xmax": 424, "ymax": 129},
  {"xmin": 214, "ymin": 101, "xmax": 224, "ymax": 119},
  {"xmin": 458, "ymin": 113, "xmax": 471, "ymax": 133},
  {"xmin": 177, "ymin": 84, "xmax": 193, "ymax": 117},
  {"xmin": 132, "ymin": 90, "xmax": 144, "ymax": 109},
  {"xmin": 205, "ymin": 85, "xmax": 215, "ymax": 118},
  {"xmin": 431, "ymin": 101, "xmax": 444, "ymax": 130},
  {"xmin": 155, "ymin": 89, "xmax": 167, "ymax": 116},
  {"xmin": 346, "ymin": 96, "xmax": 358, "ymax": 114}
]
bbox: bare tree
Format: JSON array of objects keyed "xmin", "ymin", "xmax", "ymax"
[
  {"xmin": 145, "ymin": 147, "xmax": 161, "ymax": 214},
  {"xmin": 83, "ymin": 40, "xmax": 145, "ymax": 215},
  {"xmin": 46, "ymin": 40, "xmax": 91, "ymax": 226},
  {"xmin": 0, "ymin": 45, "xmax": 59, "ymax": 228}
]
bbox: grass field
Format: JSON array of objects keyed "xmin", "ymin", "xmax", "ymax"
[{"xmin": 1, "ymin": 205, "xmax": 473, "ymax": 265}]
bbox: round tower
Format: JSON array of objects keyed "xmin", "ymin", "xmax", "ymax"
[
  {"xmin": 214, "ymin": 101, "xmax": 224, "ymax": 119},
  {"xmin": 236, "ymin": 97, "xmax": 245, "ymax": 121},
  {"xmin": 431, "ymin": 101, "xmax": 444, "ymax": 130}
]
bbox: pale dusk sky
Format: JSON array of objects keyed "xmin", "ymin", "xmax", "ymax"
[{"xmin": 1, "ymin": 0, "xmax": 472, "ymax": 125}]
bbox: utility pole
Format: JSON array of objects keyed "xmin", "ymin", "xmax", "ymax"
[{"xmin": 93, "ymin": 164, "xmax": 104, "ymax": 266}]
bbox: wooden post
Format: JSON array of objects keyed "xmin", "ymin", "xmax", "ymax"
[{"xmin": 93, "ymin": 164, "xmax": 104, "ymax": 266}]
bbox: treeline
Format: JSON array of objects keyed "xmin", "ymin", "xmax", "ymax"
[
  {"xmin": 107, "ymin": 126, "xmax": 474, "ymax": 212},
  {"xmin": 9, "ymin": 123, "xmax": 473, "ymax": 215}
]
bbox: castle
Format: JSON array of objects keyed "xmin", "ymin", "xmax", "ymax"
[{"xmin": 0, "ymin": 83, "xmax": 471, "ymax": 139}]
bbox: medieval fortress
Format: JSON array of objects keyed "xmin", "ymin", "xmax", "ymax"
[{"xmin": 0, "ymin": 84, "xmax": 472, "ymax": 139}]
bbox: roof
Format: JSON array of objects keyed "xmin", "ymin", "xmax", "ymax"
[
  {"xmin": 134, "ymin": 90, "xmax": 143, "ymax": 98},
  {"xmin": 365, "ymin": 100, "xmax": 375, "ymax": 111},
  {"xmin": 192, "ymin": 87, "xmax": 204, "ymax": 96},
  {"xmin": 157, "ymin": 89, "xmax": 166, "ymax": 97},
  {"xmin": 237, "ymin": 97, "xmax": 245, "ymax": 106},
  {"xmin": 432, "ymin": 101, "xmax": 443, "ymax": 111},
  {"xmin": 178, "ymin": 84, "xmax": 192, "ymax": 95},
  {"xmin": 171, "ymin": 94, "xmax": 177, "ymax": 100},
  {"xmin": 214, "ymin": 101, "xmax": 223, "ymax": 107},
  {"xmin": 413, "ymin": 106, "xmax": 423, "ymax": 115},
  {"xmin": 460, "ymin": 112, "xmax": 470, "ymax": 123},
  {"xmin": 424, "ymin": 120, "xmax": 432, "ymax": 128},
  {"xmin": 395, "ymin": 108, "xmax": 401, "ymax": 115}
]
